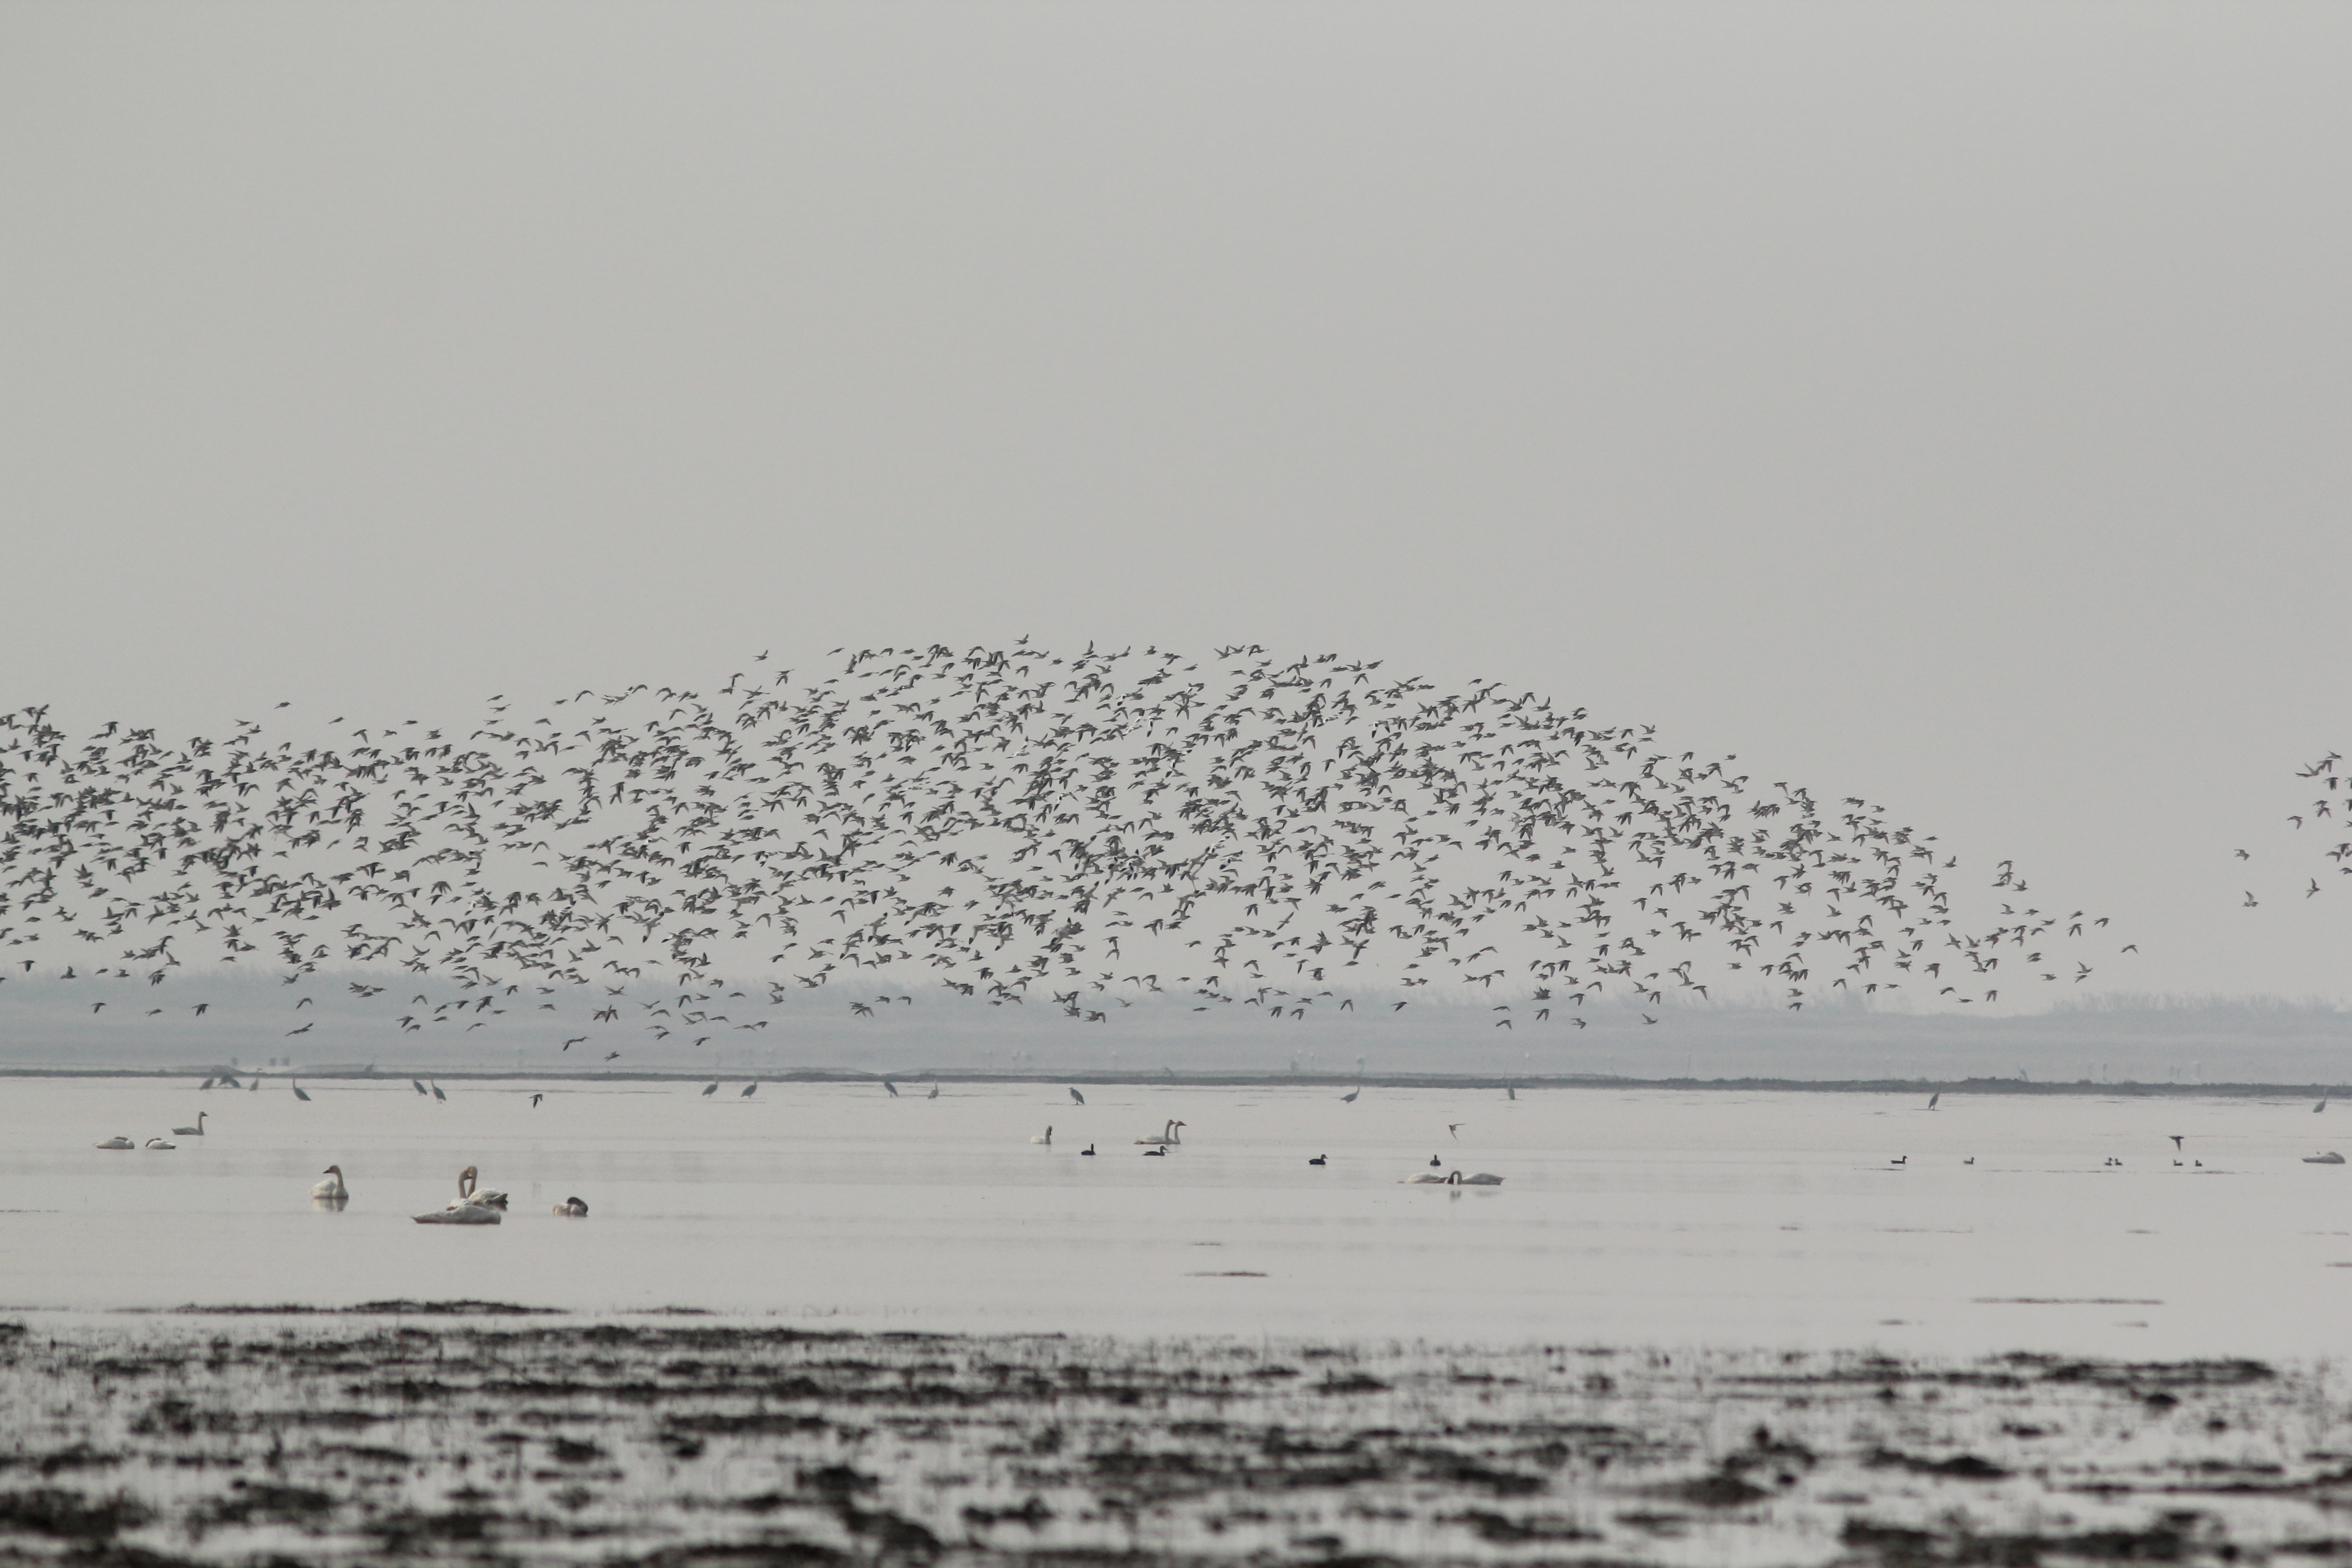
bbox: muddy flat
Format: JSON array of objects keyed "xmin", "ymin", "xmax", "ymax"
[{"xmin": 2, "ymin": 1309, "xmax": 2346, "ymax": 1566}]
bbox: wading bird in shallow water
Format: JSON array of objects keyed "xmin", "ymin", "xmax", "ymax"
[{"xmin": 1068, "ymin": 1087, "xmax": 1085, "ymax": 1105}]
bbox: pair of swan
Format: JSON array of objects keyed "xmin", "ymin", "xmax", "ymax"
[
  {"xmin": 94, "ymin": 1135, "xmax": 178, "ymax": 1150},
  {"xmin": 413, "ymin": 1165, "xmax": 509, "ymax": 1225},
  {"xmin": 1405, "ymin": 1170, "xmax": 1504, "ymax": 1186},
  {"xmin": 1136, "ymin": 1119, "xmax": 1186, "ymax": 1147}
]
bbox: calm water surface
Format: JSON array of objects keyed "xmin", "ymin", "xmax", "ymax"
[{"xmin": 3, "ymin": 1077, "xmax": 2344, "ymax": 1355}]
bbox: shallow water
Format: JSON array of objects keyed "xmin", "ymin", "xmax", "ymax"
[{"xmin": 4, "ymin": 1078, "xmax": 2347, "ymax": 1354}]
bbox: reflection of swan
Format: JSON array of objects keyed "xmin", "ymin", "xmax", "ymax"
[
  {"xmin": 144, "ymin": 1137, "xmax": 176, "ymax": 1150},
  {"xmin": 1406, "ymin": 1171, "xmax": 1504, "ymax": 1185},
  {"xmin": 1030, "ymin": 1126, "xmax": 1053, "ymax": 1145},
  {"xmin": 94, "ymin": 1136, "xmax": 135, "ymax": 1150},
  {"xmin": 172, "ymin": 1112, "xmax": 207, "ymax": 1137},
  {"xmin": 553, "ymin": 1196, "xmax": 589, "ymax": 1217},
  {"xmin": 1135, "ymin": 1119, "xmax": 1185, "ymax": 1146},
  {"xmin": 311, "ymin": 1165, "xmax": 348, "ymax": 1202},
  {"xmin": 2304, "ymin": 1151, "xmax": 2346, "ymax": 1164}
]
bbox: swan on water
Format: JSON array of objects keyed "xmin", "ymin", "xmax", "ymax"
[
  {"xmin": 417, "ymin": 1167, "xmax": 505, "ymax": 1223},
  {"xmin": 1030, "ymin": 1125, "xmax": 1053, "ymax": 1145},
  {"xmin": 449, "ymin": 1166, "xmax": 510, "ymax": 1209},
  {"xmin": 553, "ymin": 1196, "xmax": 589, "ymax": 1217},
  {"xmin": 144, "ymin": 1137, "xmax": 175, "ymax": 1150},
  {"xmin": 172, "ymin": 1112, "xmax": 207, "ymax": 1137},
  {"xmin": 1405, "ymin": 1170, "xmax": 1503, "ymax": 1186},
  {"xmin": 311, "ymin": 1165, "xmax": 348, "ymax": 1202},
  {"xmin": 1135, "ymin": 1119, "xmax": 1185, "ymax": 1146},
  {"xmin": 94, "ymin": 1136, "xmax": 135, "ymax": 1150},
  {"xmin": 2304, "ymin": 1151, "xmax": 2346, "ymax": 1164},
  {"xmin": 1308, "ymin": 1154, "xmax": 1327, "ymax": 1166}
]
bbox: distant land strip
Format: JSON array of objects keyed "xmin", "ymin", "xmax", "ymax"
[{"xmin": 0, "ymin": 1067, "xmax": 2336, "ymax": 1096}]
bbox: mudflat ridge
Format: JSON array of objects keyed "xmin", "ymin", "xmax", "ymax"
[{"xmin": 0, "ymin": 1311, "xmax": 2346, "ymax": 1565}]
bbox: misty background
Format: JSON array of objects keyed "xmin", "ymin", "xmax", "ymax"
[{"xmin": 4, "ymin": 2, "xmax": 2349, "ymax": 1043}]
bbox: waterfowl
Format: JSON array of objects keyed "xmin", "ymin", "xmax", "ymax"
[
  {"xmin": 701, "ymin": 1081, "xmax": 718, "ymax": 1097},
  {"xmin": 94, "ymin": 1136, "xmax": 135, "ymax": 1150},
  {"xmin": 1136, "ymin": 1119, "xmax": 1185, "ymax": 1147},
  {"xmin": 450, "ymin": 1166, "xmax": 510, "ymax": 1209},
  {"xmin": 144, "ymin": 1137, "xmax": 175, "ymax": 1150},
  {"xmin": 1308, "ymin": 1154, "xmax": 1327, "ymax": 1166},
  {"xmin": 2304, "ymin": 1151, "xmax": 2345, "ymax": 1164},
  {"xmin": 1030, "ymin": 1126, "xmax": 1053, "ymax": 1145},
  {"xmin": 172, "ymin": 1112, "xmax": 207, "ymax": 1137},
  {"xmin": 554, "ymin": 1196, "xmax": 589, "ymax": 1217},
  {"xmin": 1079, "ymin": 1144, "xmax": 1096, "ymax": 1156},
  {"xmin": 312, "ymin": 1165, "xmax": 348, "ymax": 1202},
  {"xmin": 1142, "ymin": 1147, "xmax": 1166, "ymax": 1156}
]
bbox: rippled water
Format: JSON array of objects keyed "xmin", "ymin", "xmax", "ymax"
[{"xmin": 4, "ymin": 1077, "xmax": 2346, "ymax": 1354}]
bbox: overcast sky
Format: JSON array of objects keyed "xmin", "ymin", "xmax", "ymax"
[{"xmin": 4, "ymin": 2, "xmax": 2348, "ymax": 999}]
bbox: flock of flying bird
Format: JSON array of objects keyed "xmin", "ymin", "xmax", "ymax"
[{"xmin": 0, "ymin": 642, "xmax": 2136, "ymax": 1059}]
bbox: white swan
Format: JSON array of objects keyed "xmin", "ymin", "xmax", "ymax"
[
  {"xmin": 553, "ymin": 1196, "xmax": 589, "ymax": 1217},
  {"xmin": 311, "ymin": 1165, "xmax": 348, "ymax": 1201},
  {"xmin": 1030, "ymin": 1125, "xmax": 1053, "ymax": 1145},
  {"xmin": 172, "ymin": 1112, "xmax": 207, "ymax": 1137},
  {"xmin": 1135, "ymin": 1119, "xmax": 1186, "ymax": 1146},
  {"xmin": 417, "ymin": 1166, "xmax": 505, "ymax": 1224},
  {"xmin": 2304, "ymin": 1151, "xmax": 2345, "ymax": 1164},
  {"xmin": 94, "ymin": 1136, "xmax": 135, "ymax": 1150},
  {"xmin": 449, "ymin": 1165, "xmax": 510, "ymax": 1209},
  {"xmin": 1404, "ymin": 1170, "xmax": 1505, "ymax": 1186},
  {"xmin": 144, "ymin": 1137, "xmax": 176, "ymax": 1150}
]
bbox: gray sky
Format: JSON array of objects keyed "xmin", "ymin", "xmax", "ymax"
[{"xmin": 4, "ymin": 2, "xmax": 2348, "ymax": 998}]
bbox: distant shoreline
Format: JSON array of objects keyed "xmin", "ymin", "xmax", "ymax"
[{"xmin": 0, "ymin": 1066, "xmax": 2335, "ymax": 1097}]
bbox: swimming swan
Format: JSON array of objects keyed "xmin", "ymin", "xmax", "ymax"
[
  {"xmin": 451, "ymin": 1166, "xmax": 510, "ymax": 1209},
  {"xmin": 94, "ymin": 1136, "xmax": 135, "ymax": 1150},
  {"xmin": 1405, "ymin": 1170, "xmax": 1504, "ymax": 1185},
  {"xmin": 553, "ymin": 1196, "xmax": 589, "ymax": 1217},
  {"xmin": 1030, "ymin": 1126, "xmax": 1053, "ymax": 1145},
  {"xmin": 2304, "ymin": 1151, "xmax": 2346, "ymax": 1164},
  {"xmin": 144, "ymin": 1137, "xmax": 176, "ymax": 1150},
  {"xmin": 1135, "ymin": 1119, "xmax": 1186, "ymax": 1146},
  {"xmin": 311, "ymin": 1165, "xmax": 348, "ymax": 1202},
  {"xmin": 416, "ymin": 1168, "xmax": 505, "ymax": 1223},
  {"xmin": 172, "ymin": 1112, "xmax": 207, "ymax": 1137}
]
